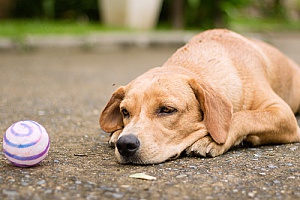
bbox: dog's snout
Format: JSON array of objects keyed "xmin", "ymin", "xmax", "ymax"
[{"xmin": 116, "ymin": 135, "xmax": 140, "ymax": 157}]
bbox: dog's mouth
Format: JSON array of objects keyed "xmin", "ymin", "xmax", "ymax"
[
  {"xmin": 118, "ymin": 155, "xmax": 147, "ymax": 165},
  {"xmin": 117, "ymin": 149, "xmax": 186, "ymax": 165}
]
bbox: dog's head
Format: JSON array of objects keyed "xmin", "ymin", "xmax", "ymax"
[{"xmin": 100, "ymin": 67, "xmax": 232, "ymax": 164}]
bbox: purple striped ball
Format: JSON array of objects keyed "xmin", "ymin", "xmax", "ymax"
[{"xmin": 3, "ymin": 120, "xmax": 50, "ymax": 167}]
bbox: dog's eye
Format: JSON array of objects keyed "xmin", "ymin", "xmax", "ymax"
[
  {"xmin": 158, "ymin": 106, "xmax": 177, "ymax": 115},
  {"xmin": 121, "ymin": 108, "xmax": 130, "ymax": 118}
]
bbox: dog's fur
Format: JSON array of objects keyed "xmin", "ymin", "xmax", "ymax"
[{"xmin": 100, "ymin": 29, "xmax": 300, "ymax": 164}]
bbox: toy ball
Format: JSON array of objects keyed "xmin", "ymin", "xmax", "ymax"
[{"xmin": 3, "ymin": 120, "xmax": 50, "ymax": 167}]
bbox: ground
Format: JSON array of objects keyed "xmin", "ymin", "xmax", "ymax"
[{"xmin": 0, "ymin": 33, "xmax": 300, "ymax": 200}]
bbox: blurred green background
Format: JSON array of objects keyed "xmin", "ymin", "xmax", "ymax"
[{"xmin": 0, "ymin": 0, "xmax": 300, "ymax": 37}]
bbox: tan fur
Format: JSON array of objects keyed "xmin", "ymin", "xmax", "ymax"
[{"xmin": 100, "ymin": 29, "xmax": 300, "ymax": 164}]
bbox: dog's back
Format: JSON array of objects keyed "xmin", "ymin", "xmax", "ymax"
[{"xmin": 163, "ymin": 29, "xmax": 300, "ymax": 114}]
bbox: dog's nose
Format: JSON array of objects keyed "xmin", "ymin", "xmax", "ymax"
[{"xmin": 116, "ymin": 135, "xmax": 140, "ymax": 157}]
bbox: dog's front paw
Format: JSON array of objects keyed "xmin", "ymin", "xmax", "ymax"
[
  {"xmin": 186, "ymin": 136, "xmax": 226, "ymax": 157},
  {"xmin": 108, "ymin": 130, "xmax": 122, "ymax": 147}
]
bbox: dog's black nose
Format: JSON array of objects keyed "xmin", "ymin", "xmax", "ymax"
[{"xmin": 116, "ymin": 135, "xmax": 140, "ymax": 157}]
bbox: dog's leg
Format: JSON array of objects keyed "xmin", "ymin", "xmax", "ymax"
[{"xmin": 187, "ymin": 101, "xmax": 300, "ymax": 157}]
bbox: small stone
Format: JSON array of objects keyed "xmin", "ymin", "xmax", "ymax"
[
  {"xmin": 87, "ymin": 181, "xmax": 96, "ymax": 185},
  {"xmin": 287, "ymin": 176, "xmax": 295, "ymax": 179},
  {"xmin": 21, "ymin": 181, "xmax": 29, "ymax": 186},
  {"xmin": 100, "ymin": 186, "xmax": 114, "ymax": 192},
  {"xmin": 267, "ymin": 164, "xmax": 278, "ymax": 169},
  {"xmin": 44, "ymin": 189, "xmax": 52, "ymax": 194},
  {"xmin": 37, "ymin": 180, "xmax": 46, "ymax": 186},
  {"xmin": 289, "ymin": 146, "xmax": 298, "ymax": 151},
  {"xmin": 112, "ymin": 193, "xmax": 124, "ymax": 198},
  {"xmin": 6, "ymin": 177, "xmax": 15, "ymax": 183},
  {"xmin": 3, "ymin": 189, "xmax": 19, "ymax": 197},
  {"xmin": 176, "ymin": 174, "xmax": 188, "ymax": 178},
  {"xmin": 120, "ymin": 185, "xmax": 130, "ymax": 188},
  {"xmin": 248, "ymin": 191, "xmax": 257, "ymax": 198}
]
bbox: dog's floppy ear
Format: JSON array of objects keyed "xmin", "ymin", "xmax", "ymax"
[
  {"xmin": 188, "ymin": 79, "xmax": 232, "ymax": 144},
  {"xmin": 100, "ymin": 87, "xmax": 125, "ymax": 133}
]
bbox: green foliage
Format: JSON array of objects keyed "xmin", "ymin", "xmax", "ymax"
[
  {"xmin": 0, "ymin": 20, "xmax": 124, "ymax": 38},
  {"xmin": 11, "ymin": 0, "xmax": 99, "ymax": 20},
  {"xmin": 159, "ymin": 0, "xmax": 254, "ymax": 29},
  {"xmin": 54, "ymin": 0, "xmax": 98, "ymax": 20},
  {"xmin": 4, "ymin": 0, "xmax": 300, "ymax": 32},
  {"xmin": 230, "ymin": 17, "xmax": 300, "ymax": 32},
  {"xmin": 185, "ymin": 0, "xmax": 253, "ymax": 29},
  {"xmin": 13, "ymin": 0, "xmax": 44, "ymax": 18}
]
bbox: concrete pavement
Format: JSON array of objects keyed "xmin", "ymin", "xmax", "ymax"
[{"xmin": 0, "ymin": 31, "xmax": 300, "ymax": 200}]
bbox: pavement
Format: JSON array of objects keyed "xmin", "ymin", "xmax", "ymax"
[{"xmin": 0, "ymin": 31, "xmax": 300, "ymax": 200}]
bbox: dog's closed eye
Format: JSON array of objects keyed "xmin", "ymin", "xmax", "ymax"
[
  {"xmin": 157, "ymin": 106, "xmax": 177, "ymax": 116},
  {"xmin": 121, "ymin": 107, "xmax": 130, "ymax": 118}
]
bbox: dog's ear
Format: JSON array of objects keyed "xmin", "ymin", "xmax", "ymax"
[
  {"xmin": 188, "ymin": 79, "xmax": 232, "ymax": 144},
  {"xmin": 100, "ymin": 87, "xmax": 125, "ymax": 133}
]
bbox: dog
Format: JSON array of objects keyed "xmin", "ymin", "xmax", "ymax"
[{"xmin": 100, "ymin": 29, "xmax": 300, "ymax": 164}]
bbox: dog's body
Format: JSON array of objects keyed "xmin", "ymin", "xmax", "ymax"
[{"xmin": 100, "ymin": 29, "xmax": 300, "ymax": 164}]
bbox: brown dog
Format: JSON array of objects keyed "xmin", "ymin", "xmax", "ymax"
[{"xmin": 100, "ymin": 29, "xmax": 300, "ymax": 164}]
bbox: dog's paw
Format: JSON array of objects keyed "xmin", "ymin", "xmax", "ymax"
[
  {"xmin": 186, "ymin": 136, "xmax": 226, "ymax": 157},
  {"xmin": 108, "ymin": 130, "xmax": 122, "ymax": 147}
]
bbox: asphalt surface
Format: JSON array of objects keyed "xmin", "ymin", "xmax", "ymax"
[{"xmin": 1, "ymin": 33, "xmax": 300, "ymax": 200}]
